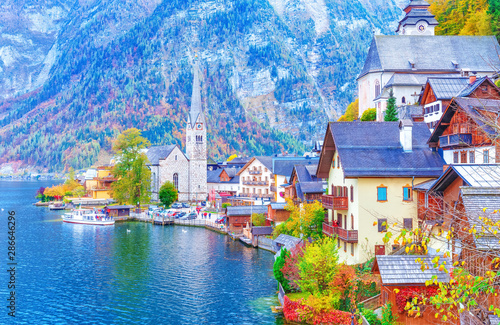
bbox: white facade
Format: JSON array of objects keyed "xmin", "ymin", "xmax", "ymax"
[
  {"xmin": 238, "ymin": 159, "xmax": 273, "ymax": 199},
  {"xmin": 442, "ymin": 146, "xmax": 496, "ymax": 165}
]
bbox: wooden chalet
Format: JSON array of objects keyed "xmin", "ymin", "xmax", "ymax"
[
  {"xmin": 107, "ymin": 205, "xmax": 133, "ymax": 218},
  {"xmin": 428, "ymin": 96, "xmax": 500, "ymax": 165},
  {"xmin": 284, "ymin": 164, "xmax": 324, "ymax": 204},
  {"xmin": 372, "ymin": 255, "xmax": 456, "ymax": 325},
  {"xmin": 266, "ymin": 202, "xmax": 290, "ymax": 226}
]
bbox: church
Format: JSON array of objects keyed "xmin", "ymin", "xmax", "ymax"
[
  {"xmin": 357, "ymin": 0, "xmax": 500, "ymax": 121},
  {"xmin": 147, "ymin": 62, "xmax": 208, "ymax": 202}
]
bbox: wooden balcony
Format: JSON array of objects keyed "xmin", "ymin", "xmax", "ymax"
[
  {"xmin": 439, "ymin": 133, "xmax": 472, "ymax": 147},
  {"xmin": 321, "ymin": 195, "xmax": 348, "ymax": 210},
  {"xmin": 248, "ymin": 170, "xmax": 262, "ymax": 175},
  {"xmin": 322, "ymin": 195, "xmax": 334, "ymax": 209},
  {"xmin": 322, "ymin": 222, "xmax": 358, "ymax": 243}
]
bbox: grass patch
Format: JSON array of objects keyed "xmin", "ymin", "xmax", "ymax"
[{"xmin": 287, "ymin": 292, "xmax": 311, "ymax": 301}]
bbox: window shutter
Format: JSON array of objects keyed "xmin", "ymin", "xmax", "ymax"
[
  {"xmin": 350, "ymin": 185, "xmax": 354, "ymax": 202},
  {"xmin": 375, "ymin": 245, "xmax": 385, "ymax": 255},
  {"xmin": 403, "ymin": 218, "xmax": 413, "ymax": 230},
  {"xmin": 378, "ymin": 218, "xmax": 387, "ymax": 232}
]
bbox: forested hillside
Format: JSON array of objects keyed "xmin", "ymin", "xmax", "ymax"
[
  {"xmin": 0, "ymin": 0, "xmax": 402, "ymax": 172},
  {"xmin": 429, "ymin": 0, "xmax": 500, "ymax": 37}
]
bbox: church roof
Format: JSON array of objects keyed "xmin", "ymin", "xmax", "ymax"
[
  {"xmin": 358, "ymin": 36, "xmax": 500, "ymax": 79},
  {"xmin": 146, "ymin": 145, "xmax": 177, "ymax": 165},
  {"xmin": 188, "ymin": 61, "xmax": 203, "ymax": 127}
]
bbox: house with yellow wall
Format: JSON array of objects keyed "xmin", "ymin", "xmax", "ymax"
[
  {"xmin": 316, "ymin": 120, "xmax": 445, "ymax": 264},
  {"xmin": 84, "ymin": 166, "xmax": 115, "ymax": 199}
]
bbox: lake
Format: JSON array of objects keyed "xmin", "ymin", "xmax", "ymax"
[{"xmin": 0, "ymin": 181, "xmax": 283, "ymax": 324}]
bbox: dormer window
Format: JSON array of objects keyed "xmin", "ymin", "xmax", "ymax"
[
  {"xmin": 451, "ymin": 60, "xmax": 459, "ymax": 69},
  {"xmin": 408, "ymin": 59, "xmax": 415, "ymax": 69}
]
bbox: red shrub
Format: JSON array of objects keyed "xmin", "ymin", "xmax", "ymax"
[{"xmin": 283, "ymin": 295, "xmax": 353, "ymax": 325}]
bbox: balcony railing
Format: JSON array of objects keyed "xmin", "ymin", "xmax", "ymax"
[
  {"xmin": 242, "ymin": 181, "xmax": 269, "ymax": 186},
  {"xmin": 322, "ymin": 222, "xmax": 358, "ymax": 243},
  {"xmin": 439, "ymin": 133, "xmax": 472, "ymax": 147},
  {"xmin": 334, "ymin": 196, "xmax": 348, "ymax": 210},
  {"xmin": 321, "ymin": 195, "xmax": 348, "ymax": 210},
  {"xmin": 322, "ymin": 195, "xmax": 334, "ymax": 209},
  {"xmin": 249, "ymin": 170, "xmax": 262, "ymax": 175},
  {"xmin": 239, "ymin": 193, "xmax": 273, "ymax": 199},
  {"xmin": 91, "ymin": 186, "xmax": 112, "ymax": 191}
]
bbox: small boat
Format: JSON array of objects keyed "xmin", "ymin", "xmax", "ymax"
[
  {"xmin": 49, "ymin": 202, "xmax": 65, "ymax": 210},
  {"xmin": 62, "ymin": 209, "xmax": 115, "ymax": 226}
]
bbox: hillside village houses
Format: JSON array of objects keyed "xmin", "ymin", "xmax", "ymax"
[{"xmin": 357, "ymin": 0, "xmax": 500, "ymax": 121}]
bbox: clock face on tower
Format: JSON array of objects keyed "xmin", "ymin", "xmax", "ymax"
[
  {"xmin": 195, "ymin": 123, "xmax": 203, "ymax": 130},
  {"xmin": 417, "ymin": 23, "xmax": 426, "ymax": 33}
]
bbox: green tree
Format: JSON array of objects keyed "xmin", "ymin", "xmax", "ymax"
[
  {"xmin": 384, "ymin": 89, "xmax": 398, "ymax": 122},
  {"xmin": 111, "ymin": 128, "xmax": 151, "ymax": 205},
  {"xmin": 251, "ymin": 213, "xmax": 266, "ymax": 226},
  {"xmin": 273, "ymin": 248, "xmax": 291, "ymax": 292},
  {"xmin": 297, "ymin": 236, "xmax": 339, "ymax": 296},
  {"xmin": 273, "ymin": 199, "xmax": 325, "ymax": 240},
  {"xmin": 159, "ymin": 181, "xmax": 178, "ymax": 208},
  {"xmin": 360, "ymin": 108, "xmax": 376, "ymax": 121}
]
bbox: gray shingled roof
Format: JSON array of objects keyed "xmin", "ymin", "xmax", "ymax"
[
  {"xmin": 461, "ymin": 187, "xmax": 500, "ymax": 250},
  {"xmin": 270, "ymin": 202, "xmax": 287, "ymax": 210},
  {"xmin": 275, "ymin": 234, "xmax": 302, "ymax": 251},
  {"xmin": 398, "ymin": 105, "xmax": 423, "ymax": 120},
  {"xmin": 375, "ymin": 255, "xmax": 451, "ymax": 285},
  {"xmin": 457, "ymin": 76, "xmax": 496, "ymax": 97},
  {"xmin": 207, "ymin": 169, "xmax": 222, "ymax": 183},
  {"xmin": 358, "ymin": 36, "xmax": 500, "ymax": 79},
  {"xmin": 413, "ymin": 179, "xmax": 437, "ymax": 191},
  {"xmin": 255, "ymin": 156, "xmax": 274, "ymax": 171},
  {"xmin": 273, "ymin": 158, "xmax": 319, "ymax": 178},
  {"xmin": 384, "ymin": 73, "xmax": 457, "ymax": 88},
  {"xmin": 251, "ymin": 226, "xmax": 274, "ymax": 236},
  {"xmin": 146, "ymin": 145, "xmax": 177, "ymax": 165},
  {"xmin": 427, "ymin": 77, "xmax": 470, "ymax": 99},
  {"xmin": 328, "ymin": 122, "xmax": 445, "ymax": 177},
  {"xmin": 226, "ymin": 205, "xmax": 268, "ymax": 217}
]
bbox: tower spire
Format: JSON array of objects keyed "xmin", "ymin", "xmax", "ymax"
[{"xmin": 189, "ymin": 58, "xmax": 202, "ymax": 128}]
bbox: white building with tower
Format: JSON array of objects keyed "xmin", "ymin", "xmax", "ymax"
[{"xmin": 147, "ymin": 61, "xmax": 208, "ymax": 202}]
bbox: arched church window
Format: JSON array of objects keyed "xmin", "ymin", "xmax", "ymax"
[
  {"xmin": 173, "ymin": 173, "xmax": 179, "ymax": 190},
  {"xmin": 375, "ymin": 80, "xmax": 381, "ymax": 98},
  {"xmin": 401, "ymin": 96, "xmax": 406, "ymax": 104}
]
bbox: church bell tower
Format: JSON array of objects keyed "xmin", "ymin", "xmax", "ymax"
[{"xmin": 186, "ymin": 59, "xmax": 207, "ymax": 201}]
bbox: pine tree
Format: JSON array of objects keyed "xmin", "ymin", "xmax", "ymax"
[{"xmin": 384, "ymin": 89, "xmax": 398, "ymax": 122}]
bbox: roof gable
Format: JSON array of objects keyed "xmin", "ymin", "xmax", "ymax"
[
  {"xmin": 146, "ymin": 145, "xmax": 179, "ymax": 165},
  {"xmin": 359, "ymin": 36, "xmax": 500, "ymax": 79},
  {"xmin": 428, "ymin": 97, "xmax": 500, "ymax": 144}
]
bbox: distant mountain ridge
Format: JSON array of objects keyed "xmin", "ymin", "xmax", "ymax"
[{"xmin": 0, "ymin": 0, "xmax": 403, "ymax": 172}]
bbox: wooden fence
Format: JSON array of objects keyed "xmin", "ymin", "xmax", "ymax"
[{"xmin": 278, "ymin": 282, "xmax": 285, "ymax": 306}]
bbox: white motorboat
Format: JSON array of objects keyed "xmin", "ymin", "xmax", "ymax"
[{"xmin": 62, "ymin": 209, "xmax": 115, "ymax": 226}]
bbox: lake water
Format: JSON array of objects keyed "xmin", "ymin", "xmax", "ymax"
[{"xmin": 0, "ymin": 181, "xmax": 283, "ymax": 324}]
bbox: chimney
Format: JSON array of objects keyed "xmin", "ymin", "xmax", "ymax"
[
  {"xmin": 469, "ymin": 73, "xmax": 477, "ymax": 84},
  {"xmin": 399, "ymin": 119, "xmax": 413, "ymax": 152}
]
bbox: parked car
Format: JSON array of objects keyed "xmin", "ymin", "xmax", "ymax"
[
  {"xmin": 171, "ymin": 202, "xmax": 183, "ymax": 209},
  {"xmin": 180, "ymin": 212, "xmax": 197, "ymax": 220},
  {"xmin": 181, "ymin": 203, "xmax": 190, "ymax": 209},
  {"xmin": 176, "ymin": 212, "xmax": 187, "ymax": 219}
]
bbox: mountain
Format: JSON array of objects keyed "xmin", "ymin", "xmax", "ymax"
[{"xmin": 0, "ymin": 0, "xmax": 403, "ymax": 172}]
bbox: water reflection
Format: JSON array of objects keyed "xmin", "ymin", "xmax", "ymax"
[{"xmin": 0, "ymin": 181, "xmax": 282, "ymax": 324}]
